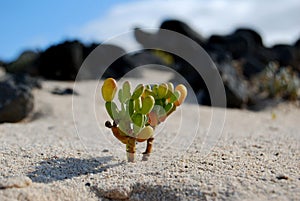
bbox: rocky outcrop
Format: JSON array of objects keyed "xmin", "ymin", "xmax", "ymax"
[
  {"xmin": 4, "ymin": 41, "xmax": 98, "ymax": 80},
  {"xmin": 133, "ymin": 25, "xmax": 251, "ymax": 108},
  {"xmin": 133, "ymin": 19, "xmax": 300, "ymax": 108},
  {"xmin": 5, "ymin": 50, "xmax": 40, "ymax": 76},
  {"xmin": 0, "ymin": 74, "xmax": 35, "ymax": 123},
  {"xmin": 2, "ymin": 19, "xmax": 299, "ymax": 109},
  {"xmin": 37, "ymin": 41, "xmax": 97, "ymax": 80},
  {"xmin": 160, "ymin": 19, "xmax": 205, "ymax": 46}
]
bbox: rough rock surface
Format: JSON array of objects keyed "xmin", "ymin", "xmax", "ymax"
[{"xmin": 0, "ymin": 74, "xmax": 34, "ymax": 123}]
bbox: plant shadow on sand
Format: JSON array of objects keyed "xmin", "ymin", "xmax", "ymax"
[{"xmin": 27, "ymin": 156, "xmax": 122, "ymax": 183}]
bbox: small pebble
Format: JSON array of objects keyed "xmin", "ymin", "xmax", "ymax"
[
  {"xmin": 276, "ymin": 175, "xmax": 289, "ymax": 180},
  {"xmin": 100, "ymin": 186, "xmax": 132, "ymax": 200}
]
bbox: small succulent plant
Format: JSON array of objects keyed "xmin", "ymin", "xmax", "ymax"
[
  {"xmin": 101, "ymin": 78, "xmax": 187, "ymax": 162},
  {"xmin": 258, "ymin": 62, "xmax": 300, "ymax": 100}
]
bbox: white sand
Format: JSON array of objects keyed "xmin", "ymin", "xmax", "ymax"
[{"xmin": 0, "ymin": 70, "xmax": 299, "ymax": 200}]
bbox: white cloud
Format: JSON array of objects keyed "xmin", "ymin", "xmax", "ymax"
[{"xmin": 74, "ymin": 0, "xmax": 300, "ymax": 49}]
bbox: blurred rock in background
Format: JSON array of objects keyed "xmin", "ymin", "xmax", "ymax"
[
  {"xmin": 1, "ymin": 19, "xmax": 299, "ymax": 112},
  {"xmin": 0, "ymin": 74, "xmax": 36, "ymax": 123}
]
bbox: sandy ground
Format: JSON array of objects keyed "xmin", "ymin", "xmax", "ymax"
[{"xmin": 0, "ymin": 69, "xmax": 299, "ymax": 201}]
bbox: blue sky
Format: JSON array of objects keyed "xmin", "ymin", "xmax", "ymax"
[
  {"xmin": 1, "ymin": 0, "xmax": 300, "ymax": 62},
  {"xmin": 0, "ymin": 0, "xmax": 134, "ymax": 61}
]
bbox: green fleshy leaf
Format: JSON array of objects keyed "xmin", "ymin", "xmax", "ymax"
[
  {"xmin": 165, "ymin": 82, "xmax": 174, "ymax": 98},
  {"xmin": 119, "ymin": 120, "xmax": 130, "ymax": 136},
  {"xmin": 105, "ymin": 101, "xmax": 119, "ymax": 120},
  {"xmin": 131, "ymin": 84, "xmax": 144, "ymax": 99},
  {"xmin": 141, "ymin": 95, "xmax": 155, "ymax": 115},
  {"xmin": 136, "ymin": 126, "xmax": 153, "ymax": 140},
  {"xmin": 157, "ymin": 83, "xmax": 168, "ymax": 99},
  {"xmin": 152, "ymin": 84, "xmax": 159, "ymax": 98},
  {"xmin": 118, "ymin": 89, "xmax": 126, "ymax": 103},
  {"xmin": 101, "ymin": 78, "xmax": 117, "ymax": 102},
  {"xmin": 134, "ymin": 97, "xmax": 142, "ymax": 112},
  {"xmin": 143, "ymin": 88, "xmax": 154, "ymax": 97},
  {"xmin": 169, "ymin": 90, "xmax": 181, "ymax": 103},
  {"xmin": 157, "ymin": 105, "xmax": 166, "ymax": 118},
  {"xmin": 131, "ymin": 113, "xmax": 145, "ymax": 134},
  {"xmin": 122, "ymin": 81, "xmax": 131, "ymax": 101},
  {"xmin": 128, "ymin": 99, "xmax": 135, "ymax": 116},
  {"xmin": 164, "ymin": 103, "xmax": 173, "ymax": 114}
]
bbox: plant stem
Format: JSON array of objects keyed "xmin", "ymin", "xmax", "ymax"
[
  {"xmin": 142, "ymin": 137, "xmax": 154, "ymax": 161},
  {"xmin": 126, "ymin": 137, "xmax": 136, "ymax": 162},
  {"xmin": 105, "ymin": 121, "xmax": 129, "ymax": 144}
]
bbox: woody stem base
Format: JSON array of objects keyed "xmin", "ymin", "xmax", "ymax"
[
  {"xmin": 142, "ymin": 137, "xmax": 154, "ymax": 161},
  {"xmin": 126, "ymin": 137, "xmax": 136, "ymax": 162}
]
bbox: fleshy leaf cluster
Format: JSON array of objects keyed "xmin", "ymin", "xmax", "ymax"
[{"xmin": 101, "ymin": 78, "xmax": 187, "ymax": 141}]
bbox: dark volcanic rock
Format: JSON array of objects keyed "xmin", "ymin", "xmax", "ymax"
[
  {"xmin": 5, "ymin": 50, "xmax": 40, "ymax": 75},
  {"xmin": 233, "ymin": 28, "xmax": 264, "ymax": 49},
  {"xmin": 192, "ymin": 60, "xmax": 250, "ymax": 108},
  {"xmin": 0, "ymin": 74, "xmax": 34, "ymax": 123},
  {"xmin": 272, "ymin": 44, "xmax": 295, "ymax": 67},
  {"xmin": 217, "ymin": 62, "xmax": 250, "ymax": 108},
  {"xmin": 11, "ymin": 73, "xmax": 42, "ymax": 89},
  {"xmin": 103, "ymin": 49, "xmax": 167, "ymax": 79},
  {"xmin": 38, "ymin": 40, "xmax": 85, "ymax": 80},
  {"xmin": 208, "ymin": 34, "xmax": 248, "ymax": 59},
  {"xmin": 5, "ymin": 41, "xmax": 99, "ymax": 80},
  {"xmin": 3, "ymin": 19, "xmax": 299, "ymax": 110},
  {"xmin": 207, "ymin": 28, "xmax": 270, "ymax": 79},
  {"xmin": 293, "ymin": 38, "xmax": 300, "ymax": 72},
  {"xmin": 160, "ymin": 19, "xmax": 205, "ymax": 46},
  {"xmin": 0, "ymin": 60, "xmax": 5, "ymax": 68},
  {"xmin": 207, "ymin": 28, "xmax": 264, "ymax": 60},
  {"xmin": 104, "ymin": 54, "xmax": 135, "ymax": 79},
  {"xmin": 134, "ymin": 27, "xmax": 250, "ymax": 108},
  {"xmin": 75, "ymin": 44, "xmax": 146, "ymax": 80},
  {"xmin": 51, "ymin": 87, "xmax": 78, "ymax": 96},
  {"xmin": 240, "ymin": 50, "xmax": 272, "ymax": 79},
  {"xmin": 76, "ymin": 44, "xmax": 128, "ymax": 80}
]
